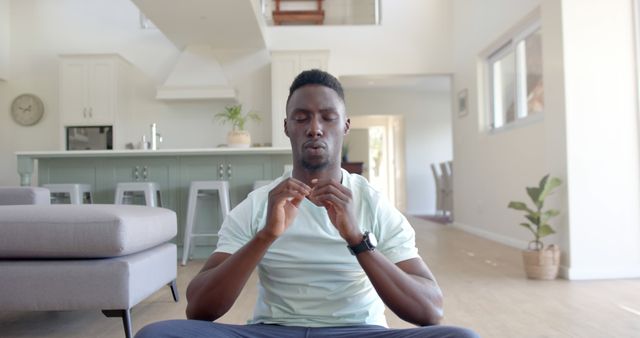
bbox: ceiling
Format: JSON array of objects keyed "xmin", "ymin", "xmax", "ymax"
[{"xmin": 131, "ymin": 0, "xmax": 266, "ymax": 50}]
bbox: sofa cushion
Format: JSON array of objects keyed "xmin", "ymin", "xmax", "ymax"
[
  {"xmin": 0, "ymin": 204, "xmax": 177, "ymax": 258},
  {"xmin": 0, "ymin": 187, "xmax": 50, "ymax": 206}
]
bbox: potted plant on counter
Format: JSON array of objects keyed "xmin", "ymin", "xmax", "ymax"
[
  {"xmin": 508, "ymin": 174, "xmax": 562, "ymax": 280},
  {"xmin": 215, "ymin": 104, "xmax": 261, "ymax": 148}
]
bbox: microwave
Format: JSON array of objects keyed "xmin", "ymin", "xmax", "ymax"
[{"xmin": 66, "ymin": 126, "xmax": 113, "ymax": 150}]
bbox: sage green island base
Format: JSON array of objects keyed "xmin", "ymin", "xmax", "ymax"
[{"xmin": 17, "ymin": 148, "xmax": 292, "ymax": 259}]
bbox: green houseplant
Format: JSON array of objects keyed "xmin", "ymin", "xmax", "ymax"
[
  {"xmin": 508, "ymin": 174, "xmax": 562, "ymax": 280},
  {"xmin": 215, "ymin": 104, "xmax": 260, "ymax": 148},
  {"xmin": 341, "ymin": 143, "xmax": 350, "ymax": 163}
]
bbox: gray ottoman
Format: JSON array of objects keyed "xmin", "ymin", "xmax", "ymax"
[
  {"xmin": 0, "ymin": 186, "xmax": 50, "ymax": 205},
  {"xmin": 0, "ymin": 204, "xmax": 179, "ymax": 338}
]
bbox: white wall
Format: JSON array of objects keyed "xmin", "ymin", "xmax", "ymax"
[
  {"xmin": 561, "ymin": 0, "xmax": 640, "ymax": 279},
  {"xmin": 0, "ymin": 0, "xmax": 8, "ymax": 80},
  {"xmin": 345, "ymin": 85, "xmax": 452, "ymax": 215},
  {"xmin": 0, "ymin": 0, "xmax": 271, "ymax": 186},
  {"xmin": 453, "ymin": 0, "xmax": 640, "ymax": 279},
  {"xmin": 267, "ymin": 0, "xmax": 454, "ymax": 76},
  {"xmin": 451, "ymin": 0, "xmax": 552, "ymax": 248}
]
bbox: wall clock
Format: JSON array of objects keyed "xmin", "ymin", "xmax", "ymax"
[{"xmin": 11, "ymin": 93, "xmax": 45, "ymax": 126}]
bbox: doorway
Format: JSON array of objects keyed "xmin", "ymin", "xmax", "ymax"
[{"xmin": 347, "ymin": 115, "xmax": 406, "ymax": 211}]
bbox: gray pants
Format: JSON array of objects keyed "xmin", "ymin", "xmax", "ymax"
[{"xmin": 134, "ymin": 320, "xmax": 479, "ymax": 338}]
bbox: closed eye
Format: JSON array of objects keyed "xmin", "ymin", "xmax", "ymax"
[
  {"xmin": 292, "ymin": 114, "xmax": 308, "ymax": 122},
  {"xmin": 322, "ymin": 113, "xmax": 339, "ymax": 121}
]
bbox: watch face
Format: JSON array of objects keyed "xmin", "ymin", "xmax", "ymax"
[
  {"xmin": 11, "ymin": 94, "xmax": 45, "ymax": 126},
  {"xmin": 367, "ymin": 232, "xmax": 378, "ymax": 247}
]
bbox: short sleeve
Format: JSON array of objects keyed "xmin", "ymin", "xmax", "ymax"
[
  {"xmin": 214, "ymin": 196, "xmax": 256, "ymax": 255},
  {"xmin": 373, "ymin": 195, "xmax": 419, "ymax": 264}
]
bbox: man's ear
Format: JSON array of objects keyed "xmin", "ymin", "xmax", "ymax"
[
  {"xmin": 344, "ymin": 118, "xmax": 351, "ymax": 135},
  {"xmin": 284, "ymin": 118, "xmax": 289, "ymax": 138}
]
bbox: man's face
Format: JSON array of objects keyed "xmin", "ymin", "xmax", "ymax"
[{"xmin": 285, "ymin": 84, "xmax": 350, "ymax": 171}]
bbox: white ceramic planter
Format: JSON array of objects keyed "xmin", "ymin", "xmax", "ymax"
[{"xmin": 227, "ymin": 130, "xmax": 251, "ymax": 148}]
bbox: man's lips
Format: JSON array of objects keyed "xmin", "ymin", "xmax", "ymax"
[{"xmin": 303, "ymin": 141, "xmax": 327, "ymax": 150}]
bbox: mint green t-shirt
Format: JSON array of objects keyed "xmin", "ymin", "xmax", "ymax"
[{"xmin": 214, "ymin": 169, "xmax": 419, "ymax": 327}]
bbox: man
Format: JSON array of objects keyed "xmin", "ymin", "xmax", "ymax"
[{"xmin": 136, "ymin": 70, "xmax": 477, "ymax": 337}]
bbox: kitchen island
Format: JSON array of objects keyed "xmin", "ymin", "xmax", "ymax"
[{"xmin": 17, "ymin": 147, "xmax": 293, "ymax": 256}]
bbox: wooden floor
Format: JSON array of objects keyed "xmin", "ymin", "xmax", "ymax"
[{"xmin": 1, "ymin": 216, "xmax": 639, "ymax": 337}]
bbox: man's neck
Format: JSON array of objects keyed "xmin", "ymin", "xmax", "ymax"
[{"xmin": 292, "ymin": 164, "xmax": 343, "ymax": 186}]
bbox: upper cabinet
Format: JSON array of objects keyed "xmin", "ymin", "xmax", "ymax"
[
  {"xmin": 0, "ymin": 0, "xmax": 9, "ymax": 81},
  {"xmin": 59, "ymin": 55, "xmax": 130, "ymax": 126},
  {"xmin": 270, "ymin": 51, "xmax": 329, "ymax": 147}
]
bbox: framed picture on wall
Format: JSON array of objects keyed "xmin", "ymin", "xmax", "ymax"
[{"xmin": 457, "ymin": 89, "xmax": 468, "ymax": 117}]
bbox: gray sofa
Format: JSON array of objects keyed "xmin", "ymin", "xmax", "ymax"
[{"xmin": 0, "ymin": 187, "xmax": 179, "ymax": 338}]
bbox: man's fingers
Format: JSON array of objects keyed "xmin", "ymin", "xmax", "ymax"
[
  {"xmin": 312, "ymin": 178, "xmax": 349, "ymax": 193},
  {"xmin": 274, "ymin": 191, "xmax": 306, "ymax": 207},
  {"xmin": 270, "ymin": 178, "xmax": 312, "ymax": 200},
  {"xmin": 314, "ymin": 193, "xmax": 348, "ymax": 211},
  {"xmin": 288, "ymin": 195, "xmax": 304, "ymax": 208},
  {"xmin": 311, "ymin": 184, "xmax": 351, "ymax": 203}
]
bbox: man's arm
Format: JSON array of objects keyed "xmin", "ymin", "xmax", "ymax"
[
  {"xmin": 185, "ymin": 234, "xmax": 275, "ymax": 321},
  {"xmin": 185, "ymin": 178, "xmax": 311, "ymax": 321},
  {"xmin": 310, "ymin": 178, "xmax": 443, "ymax": 326},
  {"xmin": 356, "ymin": 252, "xmax": 443, "ymax": 326}
]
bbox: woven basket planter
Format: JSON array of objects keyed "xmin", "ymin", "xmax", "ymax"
[{"xmin": 522, "ymin": 244, "xmax": 560, "ymax": 280}]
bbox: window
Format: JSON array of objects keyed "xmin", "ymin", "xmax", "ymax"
[{"xmin": 487, "ymin": 22, "xmax": 543, "ymax": 130}]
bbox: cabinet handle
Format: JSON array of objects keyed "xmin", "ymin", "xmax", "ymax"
[
  {"xmin": 88, "ymin": 107, "xmax": 93, "ymax": 118},
  {"xmin": 133, "ymin": 166, "xmax": 140, "ymax": 181},
  {"xmin": 142, "ymin": 166, "xmax": 148, "ymax": 180},
  {"xmin": 82, "ymin": 108, "xmax": 87, "ymax": 118},
  {"xmin": 218, "ymin": 164, "xmax": 224, "ymax": 179},
  {"xmin": 227, "ymin": 164, "xmax": 232, "ymax": 179}
]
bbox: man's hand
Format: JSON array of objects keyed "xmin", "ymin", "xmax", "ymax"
[
  {"xmin": 263, "ymin": 178, "xmax": 312, "ymax": 240},
  {"xmin": 308, "ymin": 178, "xmax": 361, "ymax": 245}
]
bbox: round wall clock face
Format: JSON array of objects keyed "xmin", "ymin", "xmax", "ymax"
[{"xmin": 11, "ymin": 93, "xmax": 45, "ymax": 126}]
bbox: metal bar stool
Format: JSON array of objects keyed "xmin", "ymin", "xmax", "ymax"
[
  {"xmin": 43, "ymin": 183, "xmax": 93, "ymax": 204},
  {"xmin": 114, "ymin": 182, "xmax": 162, "ymax": 207},
  {"xmin": 181, "ymin": 181, "xmax": 230, "ymax": 266}
]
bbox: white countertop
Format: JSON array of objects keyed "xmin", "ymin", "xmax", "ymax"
[{"xmin": 16, "ymin": 147, "xmax": 292, "ymax": 158}]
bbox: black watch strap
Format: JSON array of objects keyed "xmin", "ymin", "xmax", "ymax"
[{"xmin": 348, "ymin": 231, "xmax": 376, "ymax": 256}]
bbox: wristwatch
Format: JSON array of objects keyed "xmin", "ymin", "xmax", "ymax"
[{"xmin": 348, "ymin": 231, "xmax": 377, "ymax": 255}]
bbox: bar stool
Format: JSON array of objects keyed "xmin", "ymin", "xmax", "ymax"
[
  {"xmin": 43, "ymin": 183, "xmax": 93, "ymax": 204},
  {"xmin": 114, "ymin": 182, "xmax": 162, "ymax": 207},
  {"xmin": 181, "ymin": 181, "xmax": 230, "ymax": 266}
]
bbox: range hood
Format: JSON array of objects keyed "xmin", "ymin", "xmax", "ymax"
[{"xmin": 156, "ymin": 45, "xmax": 237, "ymax": 101}]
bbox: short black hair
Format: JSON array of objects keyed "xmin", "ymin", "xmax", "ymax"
[{"xmin": 287, "ymin": 69, "xmax": 345, "ymax": 104}]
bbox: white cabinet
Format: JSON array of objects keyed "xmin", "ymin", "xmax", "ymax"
[
  {"xmin": 270, "ymin": 51, "xmax": 329, "ymax": 147},
  {"xmin": 59, "ymin": 55, "xmax": 129, "ymax": 126}
]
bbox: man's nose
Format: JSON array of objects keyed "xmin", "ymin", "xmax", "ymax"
[{"xmin": 307, "ymin": 116, "xmax": 323, "ymax": 137}]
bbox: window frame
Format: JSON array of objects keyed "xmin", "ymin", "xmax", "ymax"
[{"xmin": 485, "ymin": 19, "xmax": 543, "ymax": 132}]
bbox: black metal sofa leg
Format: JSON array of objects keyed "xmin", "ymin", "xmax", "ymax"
[
  {"xmin": 100, "ymin": 281, "xmax": 177, "ymax": 338},
  {"xmin": 168, "ymin": 279, "xmax": 179, "ymax": 302},
  {"xmin": 102, "ymin": 309, "xmax": 132, "ymax": 338}
]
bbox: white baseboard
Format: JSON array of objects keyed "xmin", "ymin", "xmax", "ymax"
[
  {"xmin": 452, "ymin": 222, "xmax": 640, "ymax": 280},
  {"xmin": 450, "ymin": 221, "xmax": 529, "ymax": 250},
  {"xmin": 563, "ymin": 264, "xmax": 640, "ymax": 280}
]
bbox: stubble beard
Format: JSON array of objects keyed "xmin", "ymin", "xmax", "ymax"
[{"xmin": 301, "ymin": 158, "xmax": 330, "ymax": 172}]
